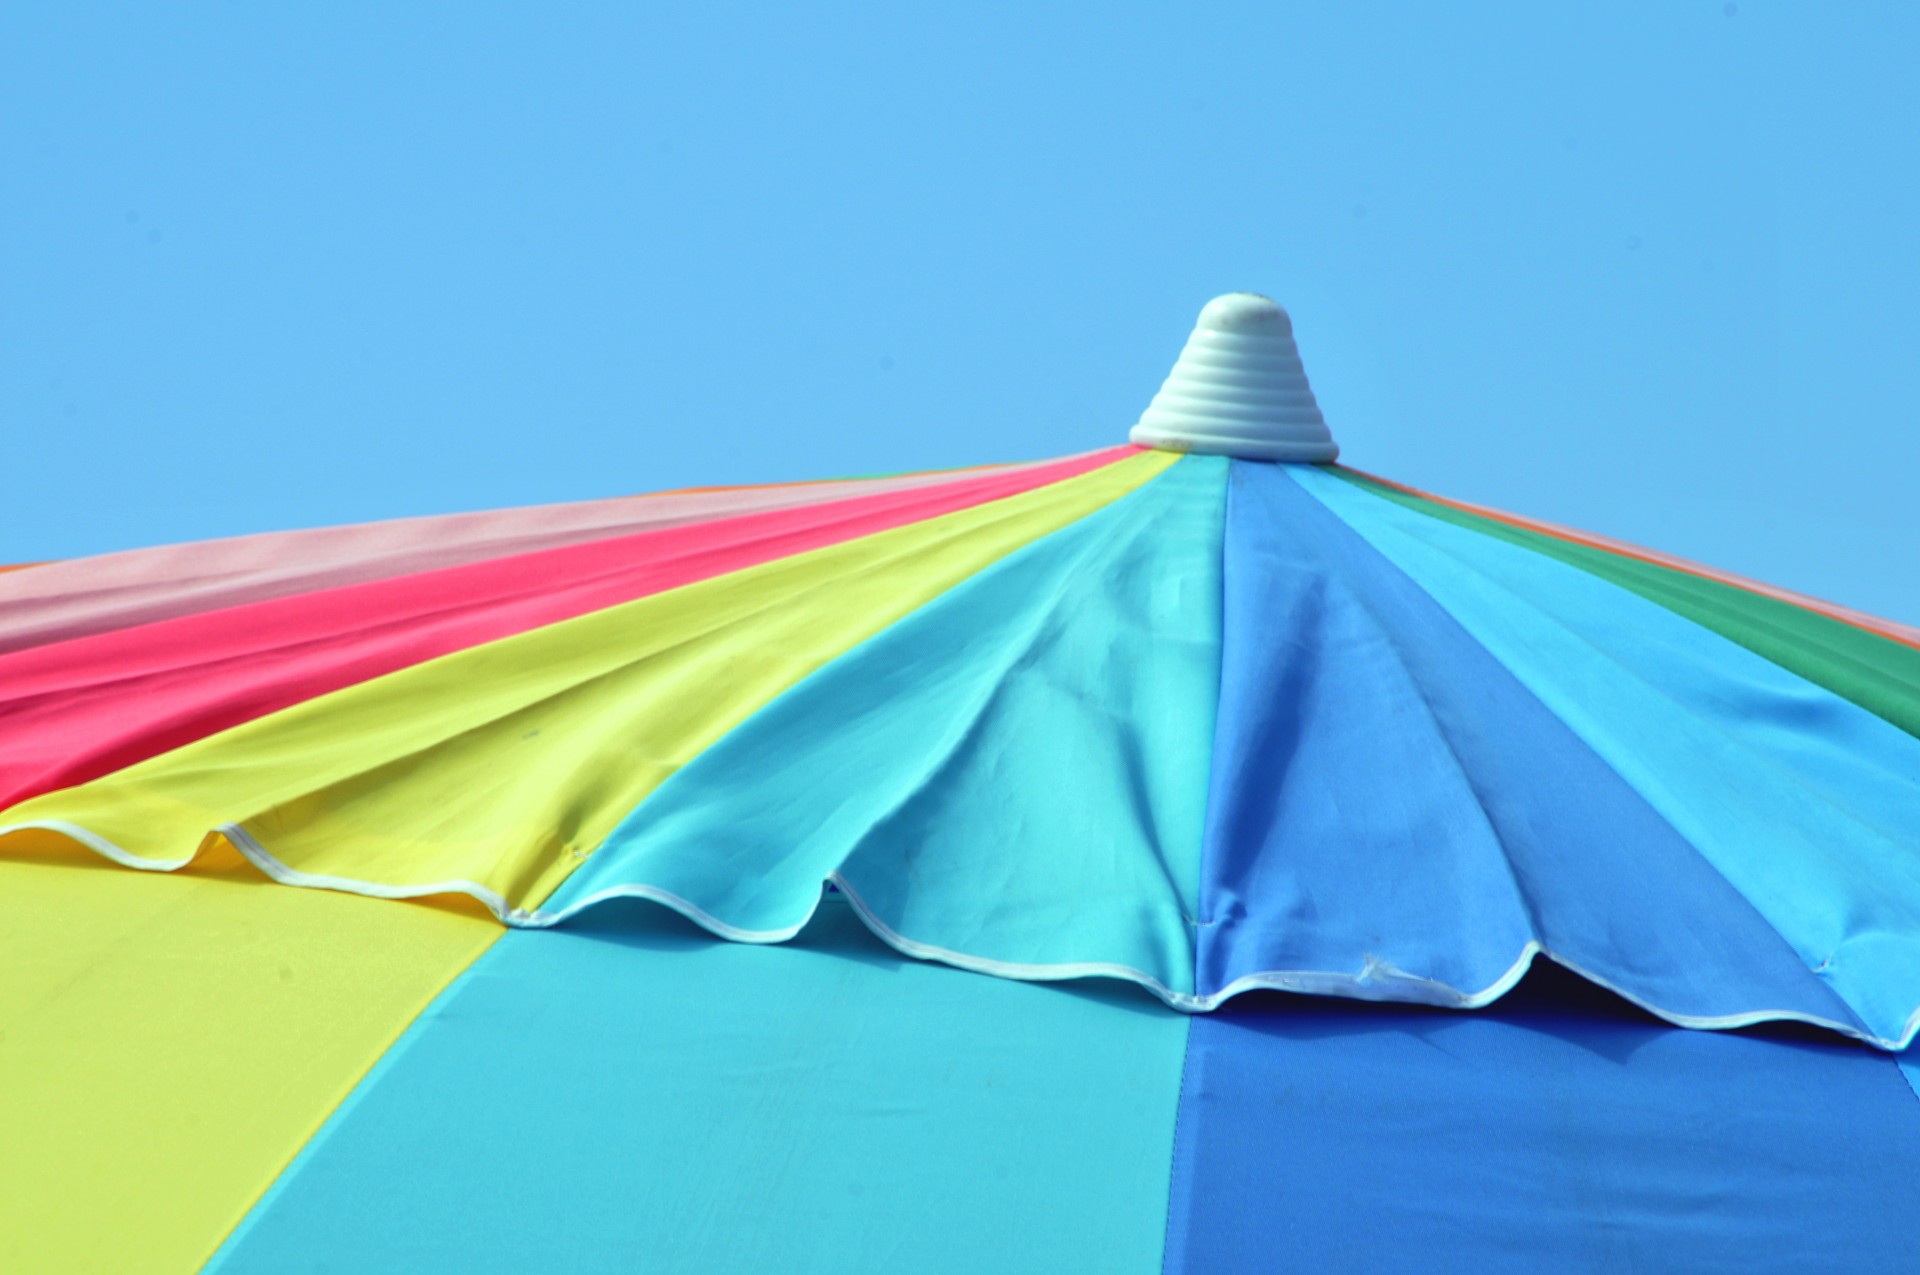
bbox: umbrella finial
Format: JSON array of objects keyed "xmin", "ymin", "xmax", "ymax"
[{"xmin": 1129, "ymin": 292, "xmax": 1338, "ymax": 462}]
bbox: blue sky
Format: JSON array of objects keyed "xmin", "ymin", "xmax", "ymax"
[{"xmin": 6, "ymin": 3, "xmax": 1917, "ymax": 621}]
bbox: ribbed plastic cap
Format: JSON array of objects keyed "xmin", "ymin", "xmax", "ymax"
[{"xmin": 1129, "ymin": 293, "xmax": 1338, "ymax": 462}]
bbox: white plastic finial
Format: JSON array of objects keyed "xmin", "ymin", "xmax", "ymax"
[{"xmin": 1129, "ymin": 293, "xmax": 1338, "ymax": 462}]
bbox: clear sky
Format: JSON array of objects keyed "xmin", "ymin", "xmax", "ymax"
[{"xmin": 6, "ymin": 4, "xmax": 1917, "ymax": 621}]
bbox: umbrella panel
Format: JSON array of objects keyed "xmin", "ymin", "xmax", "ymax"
[{"xmin": 8, "ymin": 446, "xmax": 1920, "ymax": 1272}]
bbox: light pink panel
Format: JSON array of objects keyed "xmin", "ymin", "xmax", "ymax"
[{"xmin": 0, "ymin": 460, "xmax": 1058, "ymax": 654}]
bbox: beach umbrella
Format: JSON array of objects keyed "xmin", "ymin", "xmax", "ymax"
[{"xmin": 3, "ymin": 294, "xmax": 1918, "ymax": 1274}]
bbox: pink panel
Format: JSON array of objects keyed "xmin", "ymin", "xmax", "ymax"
[{"xmin": 0, "ymin": 459, "xmax": 1070, "ymax": 655}]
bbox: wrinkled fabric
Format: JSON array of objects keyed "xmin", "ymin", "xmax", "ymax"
[
  {"xmin": 2, "ymin": 453, "xmax": 1170, "ymax": 916},
  {"xmin": 543, "ymin": 455, "xmax": 1225, "ymax": 999},
  {"xmin": 1194, "ymin": 461, "xmax": 1861, "ymax": 1031},
  {"xmin": 8, "ymin": 445, "xmax": 1920, "ymax": 1053},
  {"xmin": 0, "ymin": 450, "xmax": 1129, "ymax": 811},
  {"xmin": 9, "ymin": 441, "xmax": 1920, "ymax": 1275},
  {"xmin": 1297, "ymin": 463, "xmax": 1920, "ymax": 1047}
]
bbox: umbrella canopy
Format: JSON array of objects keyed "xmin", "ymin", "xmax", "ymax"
[{"xmin": 4, "ymin": 295, "xmax": 1919, "ymax": 1274}]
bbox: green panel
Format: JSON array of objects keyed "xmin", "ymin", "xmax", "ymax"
[{"xmin": 1335, "ymin": 469, "xmax": 1920, "ymax": 740}]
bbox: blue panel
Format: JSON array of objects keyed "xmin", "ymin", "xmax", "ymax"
[
  {"xmin": 209, "ymin": 901, "xmax": 1190, "ymax": 1275},
  {"xmin": 1292, "ymin": 463, "xmax": 1920, "ymax": 1048},
  {"xmin": 544, "ymin": 454, "xmax": 1226, "ymax": 1001},
  {"xmin": 1195, "ymin": 461, "xmax": 1858, "ymax": 1033},
  {"xmin": 1166, "ymin": 972, "xmax": 1920, "ymax": 1275}
]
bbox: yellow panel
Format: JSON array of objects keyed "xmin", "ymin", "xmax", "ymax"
[
  {"xmin": 0, "ymin": 831, "xmax": 499, "ymax": 1273},
  {"xmin": 6, "ymin": 452, "xmax": 1173, "ymax": 915}
]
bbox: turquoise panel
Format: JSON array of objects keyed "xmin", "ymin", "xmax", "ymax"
[
  {"xmin": 1293, "ymin": 465, "xmax": 1920, "ymax": 1049},
  {"xmin": 543, "ymin": 455, "xmax": 1228, "ymax": 1001},
  {"xmin": 209, "ymin": 900, "xmax": 1190, "ymax": 1274}
]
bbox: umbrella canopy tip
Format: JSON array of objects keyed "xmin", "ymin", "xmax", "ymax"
[{"xmin": 1129, "ymin": 292, "xmax": 1339, "ymax": 463}]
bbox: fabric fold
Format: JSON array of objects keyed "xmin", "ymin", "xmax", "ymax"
[
  {"xmin": 539, "ymin": 455, "xmax": 1226, "ymax": 1002},
  {"xmin": 0, "ymin": 452, "xmax": 1172, "ymax": 919},
  {"xmin": 1294, "ymin": 463, "xmax": 1920, "ymax": 1049},
  {"xmin": 1192, "ymin": 461, "xmax": 1864, "ymax": 1034},
  {"xmin": 8, "ymin": 446, "xmax": 1919, "ymax": 1053},
  {"xmin": 0, "ymin": 450, "xmax": 1130, "ymax": 813}
]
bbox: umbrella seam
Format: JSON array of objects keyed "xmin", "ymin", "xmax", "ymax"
[{"xmin": 9, "ymin": 812, "xmax": 1918, "ymax": 1047}]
